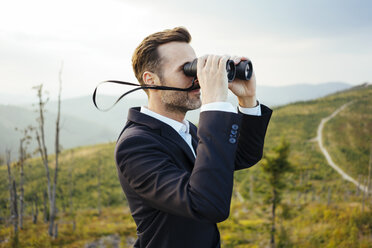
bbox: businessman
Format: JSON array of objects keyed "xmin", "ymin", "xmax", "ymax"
[{"xmin": 114, "ymin": 27, "xmax": 272, "ymax": 248}]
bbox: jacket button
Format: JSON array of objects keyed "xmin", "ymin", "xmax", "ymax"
[
  {"xmin": 229, "ymin": 137, "xmax": 236, "ymax": 144},
  {"xmin": 231, "ymin": 130, "xmax": 237, "ymax": 135},
  {"xmin": 232, "ymin": 124, "xmax": 238, "ymax": 130}
]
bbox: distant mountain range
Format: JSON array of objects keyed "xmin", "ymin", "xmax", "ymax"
[
  {"xmin": 256, "ymin": 82, "xmax": 353, "ymax": 106},
  {"xmin": 0, "ymin": 104, "xmax": 117, "ymax": 160},
  {"xmin": 0, "ymin": 82, "xmax": 353, "ymax": 159}
]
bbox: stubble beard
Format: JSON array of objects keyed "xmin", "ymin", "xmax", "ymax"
[{"xmin": 160, "ymin": 90, "xmax": 201, "ymax": 114}]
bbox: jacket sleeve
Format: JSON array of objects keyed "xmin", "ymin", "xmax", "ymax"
[
  {"xmin": 115, "ymin": 111, "xmax": 242, "ymax": 223},
  {"xmin": 234, "ymin": 104, "xmax": 273, "ymax": 170}
]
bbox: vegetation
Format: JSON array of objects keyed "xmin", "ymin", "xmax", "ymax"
[
  {"xmin": 0, "ymin": 84, "xmax": 371, "ymax": 247},
  {"xmin": 322, "ymin": 89, "xmax": 372, "ymax": 180},
  {"xmin": 261, "ymin": 138, "xmax": 292, "ymax": 247}
]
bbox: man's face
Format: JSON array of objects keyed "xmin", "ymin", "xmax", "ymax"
[{"xmin": 156, "ymin": 41, "xmax": 201, "ymax": 113}]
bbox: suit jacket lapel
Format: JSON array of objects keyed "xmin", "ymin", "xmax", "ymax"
[
  {"xmin": 189, "ymin": 122, "xmax": 198, "ymax": 156},
  {"xmin": 160, "ymin": 126, "xmax": 196, "ymax": 165},
  {"xmin": 126, "ymin": 107, "xmax": 196, "ymax": 165}
]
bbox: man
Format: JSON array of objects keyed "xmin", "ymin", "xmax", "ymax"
[{"xmin": 115, "ymin": 27, "xmax": 272, "ymax": 248}]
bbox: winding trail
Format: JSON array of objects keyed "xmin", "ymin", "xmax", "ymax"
[{"xmin": 316, "ymin": 101, "xmax": 368, "ymax": 193}]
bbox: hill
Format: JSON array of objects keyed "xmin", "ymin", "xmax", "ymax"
[
  {"xmin": 0, "ymin": 105, "xmax": 116, "ymax": 160},
  {"xmin": 261, "ymin": 83, "xmax": 371, "ymax": 182},
  {"xmin": 0, "ymin": 82, "xmax": 352, "ymax": 160},
  {"xmin": 44, "ymin": 81, "xmax": 352, "ymax": 127},
  {"xmin": 0, "ymin": 83, "xmax": 371, "ymax": 247},
  {"xmin": 322, "ymin": 83, "xmax": 372, "ymax": 180}
]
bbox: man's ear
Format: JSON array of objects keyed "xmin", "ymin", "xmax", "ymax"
[{"xmin": 143, "ymin": 71, "xmax": 160, "ymax": 85}]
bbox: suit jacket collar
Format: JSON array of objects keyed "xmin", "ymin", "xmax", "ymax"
[
  {"xmin": 127, "ymin": 107, "xmax": 197, "ymax": 164},
  {"xmin": 140, "ymin": 106, "xmax": 191, "ymax": 136}
]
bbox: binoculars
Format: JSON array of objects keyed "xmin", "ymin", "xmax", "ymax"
[{"xmin": 183, "ymin": 58, "xmax": 253, "ymax": 82}]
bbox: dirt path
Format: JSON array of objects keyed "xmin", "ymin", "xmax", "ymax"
[{"xmin": 316, "ymin": 101, "xmax": 368, "ymax": 193}]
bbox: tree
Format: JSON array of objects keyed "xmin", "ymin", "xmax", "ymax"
[
  {"xmin": 33, "ymin": 83, "xmax": 53, "ymax": 235},
  {"xmin": 5, "ymin": 150, "xmax": 18, "ymax": 235},
  {"xmin": 15, "ymin": 126, "xmax": 32, "ymax": 230},
  {"xmin": 32, "ymin": 61, "xmax": 63, "ymax": 237},
  {"xmin": 261, "ymin": 138, "xmax": 292, "ymax": 248},
  {"xmin": 51, "ymin": 60, "xmax": 63, "ymax": 238}
]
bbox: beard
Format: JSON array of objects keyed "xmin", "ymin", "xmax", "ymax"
[{"xmin": 160, "ymin": 88, "xmax": 201, "ymax": 114}]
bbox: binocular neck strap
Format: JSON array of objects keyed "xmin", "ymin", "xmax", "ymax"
[{"xmin": 92, "ymin": 78, "xmax": 197, "ymax": 112}]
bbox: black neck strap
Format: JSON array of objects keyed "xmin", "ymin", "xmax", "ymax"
[{"xmin": 92, "ymin": 78, "xmax": 197, "ymax": 112}]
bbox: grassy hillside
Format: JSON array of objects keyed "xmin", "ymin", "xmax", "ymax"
[
  {"xmin": 0, "ymin": 143, "xmax": 123, "ymax": 213},
  {"xmin": 0, "ymin": 84, "xmax": 371, "ymax": 247},
  {"xmin": 322, "ymin": 85, "xmax": 372, "ymax": 180}
]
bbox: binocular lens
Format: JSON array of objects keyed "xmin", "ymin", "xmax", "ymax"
[
  {"xmin": 226, "ymin": 61, "xmax": 236, "ymax": 82},
  {"xmin": 235, "ymin": 60, "xmax": 253, "ymax": 80},
  {"xmin": 183, "ymin": 58, "xmax": 253, "ymax": 82}
]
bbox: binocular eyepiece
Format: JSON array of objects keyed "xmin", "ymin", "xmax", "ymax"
[{"xmin": 183, "ymin": 58, "xmax": 253, "ymax": 82}]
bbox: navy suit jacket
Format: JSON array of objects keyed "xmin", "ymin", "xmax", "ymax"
[{"xmin": 115, "ymin": 105, "xmax": 272, "ymax": 248}]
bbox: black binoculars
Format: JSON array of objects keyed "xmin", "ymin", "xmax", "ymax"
[{"xmin": 183, "ymin": 58, "xmax": 253, "ymax": 82}]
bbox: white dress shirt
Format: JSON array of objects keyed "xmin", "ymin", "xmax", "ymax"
[{"xmin": 140, "ymin": 101, "xmax": 261, "ymax": 157}]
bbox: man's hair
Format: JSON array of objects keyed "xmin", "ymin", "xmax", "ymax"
[{"xmin": 132, "ymin": 27, "xmax": 191, "ymax": 86}]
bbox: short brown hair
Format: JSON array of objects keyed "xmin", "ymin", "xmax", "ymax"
[{"xmin": 132, "ymin": 27, "xmax": 191, "ymax": 86}]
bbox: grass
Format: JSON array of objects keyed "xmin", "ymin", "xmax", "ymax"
[{"xmin": 1, "ymin": 84, "xmax": 371, "ymax": 247}]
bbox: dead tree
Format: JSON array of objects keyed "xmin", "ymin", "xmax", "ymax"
[
  {"xmin": 33, "ymin": 84, "xmax": 53, "ymax": 235},
  {"xmin": 12, "ymin": 179, "xmax": 18, "ymax": 234},
  {"xmin": 54, "ymin": 223, "xmax": 58, "ymax": 239},
  {"xmin": 6, "ymin": 150, "xmax": 15, "ymax": 227},
  {"xmin": 32, "ymin": 61, "xmax": 64, "ymax": 237},
  {"xmin": 15, "ymin": 126, "xmax": 32, "ymax": 230},
  {"xmin": 50, "ymin": 60, "xmax": 63, "ymax": 238},
  {"xmin": 18, "ymin": 140, "xmax": 25, "ymax": 230}
]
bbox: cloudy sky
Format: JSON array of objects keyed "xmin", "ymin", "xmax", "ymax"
[{"xmin": 0, "ymin": 0, "xmax": 371, "ymax": 101}]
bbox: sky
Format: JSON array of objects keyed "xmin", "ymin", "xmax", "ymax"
[{"xmin": 0, "ymin": 0, "xmax": 371, "ymax": 101}]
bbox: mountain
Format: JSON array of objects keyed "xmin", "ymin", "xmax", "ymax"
[
  {"xmin": 41, "ymin": 82, "xmax": 354, "ymax": 130},
  {"xmin": 44, "ymin": 94, "xmax": 148, "ymax": 136},
  {"xmin": 0, "ymin": 93, "xmax": 39, "ymax": 106},
  {"xmin": 0, "ymin": 104, "xmax": 116, "ymax": 159},
  {"xmin": 256, "ymin": 81, "xmax": 352, "ymax": 107},
  {"xmin": 0, "ymin": 82, "xmax": 353, "ymax": 159}
]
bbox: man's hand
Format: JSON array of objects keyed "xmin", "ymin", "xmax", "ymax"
[
  {"xmin": 228, "ymin": 56, "xmax": 257, "ymax": 108},
  {"xmin": 197, "ymin": 55, "xmax": 230, "ymax": 105}
]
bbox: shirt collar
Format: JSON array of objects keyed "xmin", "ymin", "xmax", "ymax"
[{"xmin": 140, "ymin": 106, "xmax": 189, "ymax": 134}]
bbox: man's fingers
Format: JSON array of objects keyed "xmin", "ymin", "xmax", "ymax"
[
  {"xmin": 205, "ymin": 54, "xmax": 216, "ymax": 69},
  {"xmin": 219, "ymin": 56, "xmax": 230, "ymax": 71},
  {"xmin": 231, "ymin": 55, "xmax": 249, "ymax": 64},
  {"xmin": 231, "ymin": 56, "xmax": 240, "ymax": 64},
  {"xmin": 197, "ymin": 55, "xmax": 208, "ymax": 74},
  {"xmin": 211, "ymin": 55, "xmax": 222, "ymax": 70}
]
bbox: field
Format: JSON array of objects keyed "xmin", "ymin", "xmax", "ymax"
[{"xmin": 1, "ymin": 84, "xmax": 371, "ymax": 247}]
